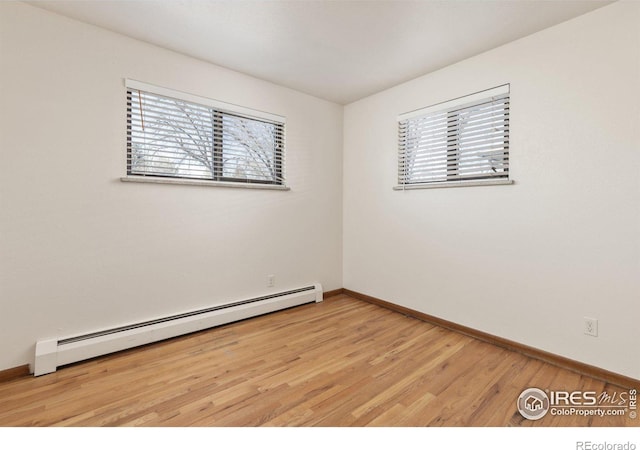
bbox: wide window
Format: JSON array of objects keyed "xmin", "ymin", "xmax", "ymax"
[
  {"xmin": 125, "ymin": 80, "xmax": 286, "ymax": 188},
  {"xmin": 396, "ymin": 84, "xmax": 510, "ymax": 189}
]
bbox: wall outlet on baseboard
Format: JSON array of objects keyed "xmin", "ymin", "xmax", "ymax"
[
  {"xmin": 267, "ymin": 274, "xmax": 275, "ymax": 287},
  {"xmin": 584, "ymin": 317, "xmax": 598, "ymax": 337}
]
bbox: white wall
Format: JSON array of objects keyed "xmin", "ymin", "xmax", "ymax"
[
  {"xmin": 343, "ymin": 1, "xmax": 640, "ymax": 379},
  {"xmin": 0, "ymin": 2, "xmax": 343, "ymax": 371}
]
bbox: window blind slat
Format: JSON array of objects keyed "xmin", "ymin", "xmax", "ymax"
[
  {"xmin": 401, "ymin": 133, "xmax": 509, "ymax": 153},
  {"xmin": 128, "ymin": 110, "xmax": 286, "ymax": 140},
  {"xmin": 404, "ymin": 162, "xmax": 509, "ymax": 175},
  {"xmin": 399, "ymin": 154, "xmax": 509, "ymax": 171},
  {"xmin": 400, "ymin": 112, "xmax": 509, "ymax": 141},
  {"xmin": 399, "ymin": 99, "xmax": 508, "ymax": 129},
  {"xmin": 129, "ymin": 124, "xmax": 285, "ymax": 147}
]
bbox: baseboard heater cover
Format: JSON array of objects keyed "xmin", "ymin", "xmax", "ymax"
[{"xmin": 34, "ymin": 284, "xmax": 322, "ymax": 376}]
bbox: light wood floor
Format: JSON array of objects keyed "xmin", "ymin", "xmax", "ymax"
[{"xmin": 0, "ymin": 295, "xmax": 637, "ymax": 426}]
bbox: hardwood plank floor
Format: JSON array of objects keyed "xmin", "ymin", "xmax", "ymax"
[{"xmin": 0, "ymin": 295, "xmax": 636, "ymax": 427}]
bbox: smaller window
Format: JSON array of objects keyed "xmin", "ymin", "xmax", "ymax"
[
  {"xmin": 396, "ymin": 84, "xmax": 510, "ymax": 189},
  {"xmin": 125, "ymin": 80, "xmax": 286, "ymax": 188}
]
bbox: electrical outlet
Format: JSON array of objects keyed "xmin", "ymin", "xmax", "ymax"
[
  {"xmin": 584, "ymin": 317, "xmax": 598, "ymax": 337},
  {"xmin": 267, "ymin": 275, "xmax": 275, "ymax": 287}
]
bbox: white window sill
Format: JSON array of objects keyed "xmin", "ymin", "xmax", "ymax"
[
  {"xmin": 121, "ymin": 176, "xmax": 290, "ymax": 191},
  {"xmin": 393, "ymin": 179, "xmax": 513, "ymax": 190}
]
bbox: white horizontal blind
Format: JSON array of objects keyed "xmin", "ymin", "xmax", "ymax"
[
  {"xmin": 398, "ymin": 85, "xmax": 509, "ymax": 187},
  {"xmin": 126, "ymin": 83, "xmax": 285, "ymax": 186}
]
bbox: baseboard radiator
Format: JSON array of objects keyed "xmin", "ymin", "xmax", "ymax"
[{"xmin": 34, "ymin": 284, "xmax": 323, "ymax": 376}]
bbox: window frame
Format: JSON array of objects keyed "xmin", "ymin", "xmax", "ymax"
[
  {"xmin": 121, "ymin": 79, "xmax": 288, "ymax": 190},
  {"xmin": 395, "ymin": 84, "xmax": 512, "ymax": 190}
]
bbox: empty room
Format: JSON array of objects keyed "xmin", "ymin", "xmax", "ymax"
[{"xmin": 0, "ymin": 0, "xmax": 638, "ymax": 441}]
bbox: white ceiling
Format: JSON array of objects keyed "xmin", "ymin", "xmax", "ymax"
[{"xmin": 29, "ymin": 0, "xmax": 612, "ymax": 104}]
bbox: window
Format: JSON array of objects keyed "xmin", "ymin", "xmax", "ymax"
[
  {"xmin": 396, "ymin": 84, "xmax": 510, "ymax": 189},
  {"xmin": 125, "ymin": 80, "xmax": 286, "ymax": 188}
]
